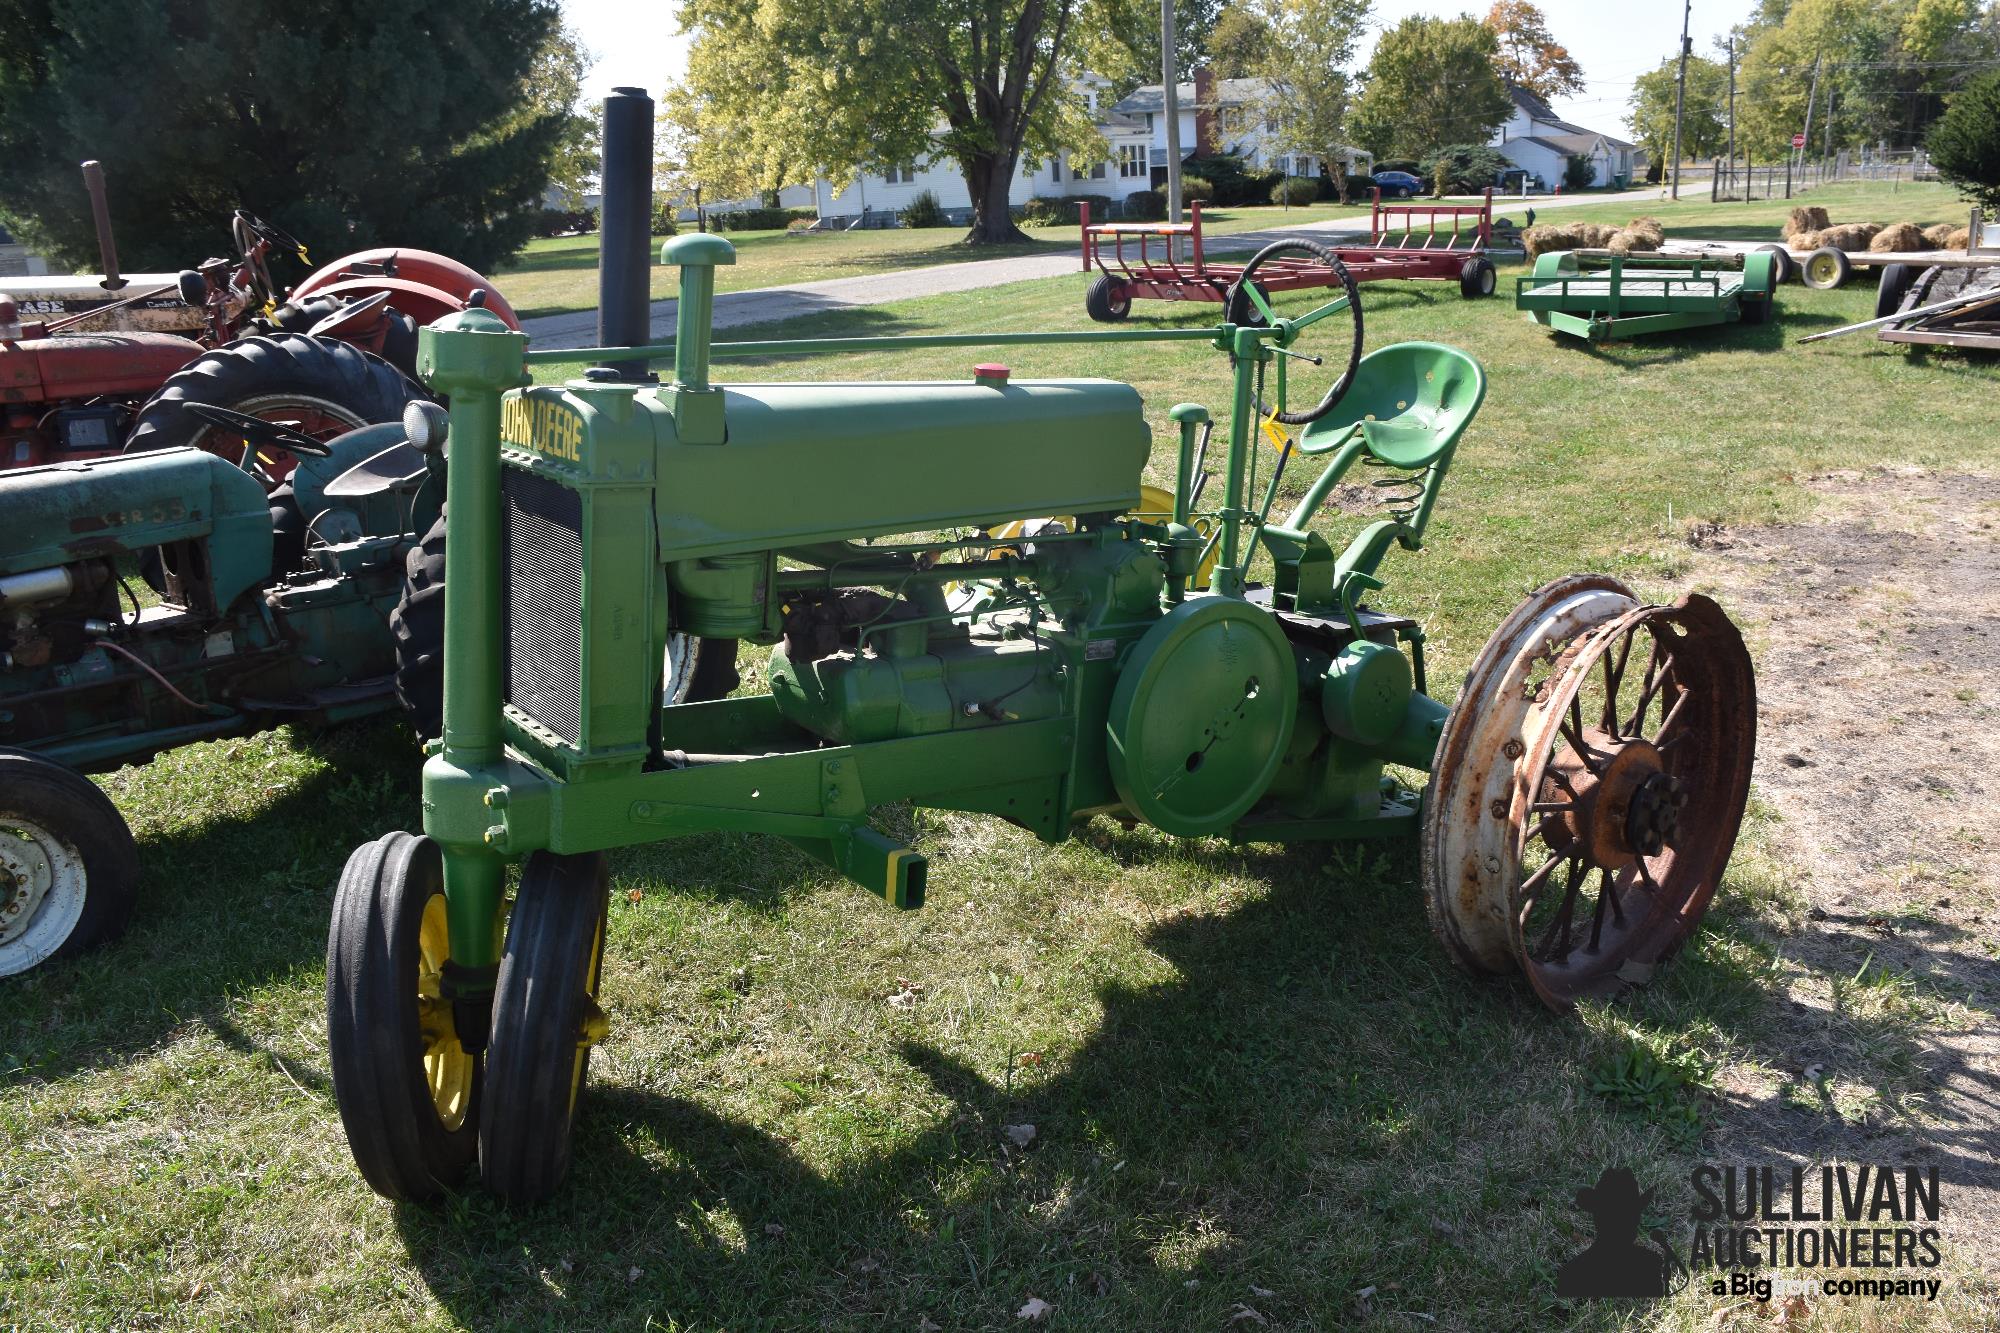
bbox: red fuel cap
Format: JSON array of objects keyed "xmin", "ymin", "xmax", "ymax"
[{"xmin": 973, "ymin": 362, "xmax": 1010, "ymax": 383}]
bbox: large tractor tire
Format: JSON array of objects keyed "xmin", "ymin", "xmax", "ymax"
[
  {"xmin": 390, "ymin": 516, "xmax": 740, "ymax": 739},
  {"xmin": 123, "ymin": 333, "xmax": 424, "ymax": 489},
  {"xmin": 0, "ymin": 750, "xmax": 140, "ymax": 978}
]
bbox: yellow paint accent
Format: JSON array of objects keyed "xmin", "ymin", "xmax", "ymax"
[
  {"xmin": 416, "ymin": 894, "xmax": 475, "ymax": 1131},
  {"xmin": 1261, "ymin": 413, "xmax": 1293, "ymax": 453},
  {"xmin": 501, "ymin": 391, "xmax": 587, "ymax": 462},
  {"xmin": 884, "ymin": 848, "xmax": 914, "ymax": 903}
]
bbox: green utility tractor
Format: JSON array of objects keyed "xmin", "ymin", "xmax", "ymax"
[
  {"xmin": 328, "ymin": 234, "xmax": 1758, "ymax": 1206},
  {"xmin": 0, "ymin": 403, "xmax": 442, "ymax": 975}
]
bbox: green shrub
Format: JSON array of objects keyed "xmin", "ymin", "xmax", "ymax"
[
  {"xmin": 650, "ymin": 200, "xmax": 679, "ymax": 236},
  {"xmin": 899, "ymin": 190, "xmax": 949, "ymax": 228},
  {"xmin": 1420, "ymin": 144, "xmax": 1514, "ymax": 195},
  {"xmin": 1020, "ymin": 194, "xmax": 1112, "ymax": 226},
  {"xmin": 1270, "ymin": 175, "xmax": 1318, "ymax": 206},
  {"xmin": 785, "ymin": 216, "xmax": 818, "ymax": 234},
  {"xmin": 1928, "ymin": 69, "xmax": 2000, "ymax": 211},
  {"xmin": 1563, "ymin": 153, "xmax": 1596, "ymax": 191},
  {"xmin": 1122, "ymin": 189, "xmax": 1165, "ymax": 221},
  {"xmin": 1178, "ymin": 175, "xmax": 1215, "ymax": 203},
  {"xmin": 1339, "ymin": 174, "xmax": 1375, "ymax": 201},
  {"xmin": 1182, "ymin": 152, "xmax": 1283, "ymax": 206}
]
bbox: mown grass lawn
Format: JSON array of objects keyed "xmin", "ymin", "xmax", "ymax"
[
  {"xmin": 4, "ymin": 182, "xmax": 1997, "ymax": 1331},
  {"xmin": 494, "ymin": 200, "xmax": 1376, "ymax": 319}
]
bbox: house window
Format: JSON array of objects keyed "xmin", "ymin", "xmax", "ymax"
[
  {"xmin": 1120, "ymin": 144, "xmax": 1146, "ymax": 178},
  {"xmin": 1087, "ymin": 160, "xmax": 1106, "ymax": 181},
  {"xmin": 884, "ymin": 164, "xmax": 916, "ymax": 184}
]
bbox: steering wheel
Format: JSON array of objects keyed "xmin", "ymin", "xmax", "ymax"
[
  {"xmin": 181, "ymin": 401, "xmax": 335, "ymax": 487},
  {"xmin": 1222, "ymin": 239, "xmax": 1364, "ymax": 426},
  {"xmin": 231, "ymin": 211, "xmax": 308, "ymax": 307}
]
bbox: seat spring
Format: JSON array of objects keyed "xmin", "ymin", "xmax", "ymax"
[{"xmin": 1361, "ymin": 454, "xmax": 1427, "ymax": 524}]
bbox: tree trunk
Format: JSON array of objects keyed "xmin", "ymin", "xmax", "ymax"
[{"xmin": 962, "ymin": 152, "xmax": 1028, "ymax": 244}]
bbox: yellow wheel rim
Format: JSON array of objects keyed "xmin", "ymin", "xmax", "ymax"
[
  {"xmin": 1807, "ymin": 253, "xmax": 1837, "ymax": 286},
  {"xmin": 568, "ymin": 909, "xmax": 608, "ymax": 1118},
  {"xmin": 416, "ymin": 894, "xmax": 475, "ymax": 1131}
]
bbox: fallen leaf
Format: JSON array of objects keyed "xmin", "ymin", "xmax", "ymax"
[
  {"xmin": 1802, "ymin": 1063, "xmax": 1825, "ymax": 1083},
  {"xmin": 559, "ymin": 1257, "xmax": 575, "ymax": 1274},
  {"xmin": 764, "ymin": 1223, "xmax": 786, "ymax": 1238},
  {"xmin": 1225, "ymin": 1305, "xmax": 1267, "ymax": 1326},
  {"xmin": 1017, "ymin": 1296, "xmax": 1053, "ymax": 1321},
  {"xmin": 1088, "ymin": 1272, "xmax": 1110, "ymax": 1297},
  {"xmin": 1003, "ymin": 1123, "xmax": 1037, "ymax": 1148},
  {"xmin": 1248, "ymin": 1285, "xmax": 1276, "ymax": 1299},
  {"xmin": 887, "ymin": 979, "xmax": 924, "ymax": 1010},
  {"xmin": 918, "ymin": 1319, "xmax": 942, "ymax": 1333},
  {"xmin": 1184, "ymin": 1279, "xmax": 1200, "ymax": 1290},
  {"xmin": 626, "ymin": 888, "xmax": 644, "ymax": 904},
  {"xmin": 627, "ymin": 1267, "xmax": 642, "ymax": 1284},
  {"xmin": 851, "ymin": 1255, "xmax": 881, "ymax": 1274},
  {"xmin": 1774, "ymin": 1295, "xmax": 1812, "ymax": 1328}
]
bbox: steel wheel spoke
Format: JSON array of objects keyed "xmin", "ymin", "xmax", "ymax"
[
  {"xmin": 1649, "ymin": 686, "xmax": 1692, "ymax": 750},
  {"xmin": 1587, "ymin": 864, "xmax": 1611, "ymax": 950},
  {"xmin": 1604, "ymin": 866, "xmax": 1627, "ymax": 926},
  {"xmin": 1600, "ymin": 629, "xmax": 1635, "ymax": 731},
  {"xmin": 1531, "ymin": 856, "xmax": 1583, "ymax": 960},
  {"xmin": 1625, "ymin": 648, "xmax": 1674, "ymax": 735}
]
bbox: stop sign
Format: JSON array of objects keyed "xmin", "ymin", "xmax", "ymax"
[{"xmin": 1792, "ymin": 133, "xmax": 1807, "ymax": 148}]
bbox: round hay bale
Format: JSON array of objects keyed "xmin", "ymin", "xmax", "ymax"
[
  {"xmin": 1785, "ymin": 228, "xmax": 1822, "ymax": 250},
  {"xmin": 1786, "ymin": 205, "xmax": 1830, "ymax": 236},
  {"xmin": 1922, "ymin": 222, "xmax": 1958, "ymax": 248},
  {"xmin": 1869, "ymin": 222, "xmax": 1926, "ymax": 253},
  {"xmin": 1815, "ymin": 222, "xmax": 1880, "ymax": 252},
  {"xmin": 1622, "ymin": 216, "xmax": 1666, "ymax": 246}
]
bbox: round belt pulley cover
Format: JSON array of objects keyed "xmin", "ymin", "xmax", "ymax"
[{"xmin": 1106, "ymin": 596, "xmax": 1298, "ymax": 837}]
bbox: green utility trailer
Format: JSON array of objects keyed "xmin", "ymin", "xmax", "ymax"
[
  {"xmin": 326, "ymin": 225, "xmax": 1759, "ymax": 1208},
  {"xmin": 1516, "ymin": 249, "xmax": 1779, "ymax": 343}
]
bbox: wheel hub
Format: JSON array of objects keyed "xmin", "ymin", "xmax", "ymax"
[
  {"xmin": 1541, "ymin": 729, "xmax": 1677, "ymax": 870},
  {"xmin": 0, "ymin": 829, "xmax": 56, "ymax": 948}
]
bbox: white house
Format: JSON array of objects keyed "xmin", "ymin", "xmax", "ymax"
[
  {"xmin": 767, "ymin": 66, "xmax": 1370, "ymax": 229},
  {"xmin": 1111, "ymin": 69, "xmax": 1371, "ymax": 182},
  {"xmin": 1492, "ymin": 85, "xmax": 1644, "ymax": 189}
]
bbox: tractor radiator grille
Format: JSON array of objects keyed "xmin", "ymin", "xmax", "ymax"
[{"xmin": 501, "ymin": 469, "xmax": 584, "ymax": 745}]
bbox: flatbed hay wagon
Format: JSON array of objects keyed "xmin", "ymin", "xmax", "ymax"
[
  {"xmin": 1517, "ymin": 249, "xmax": 1779, "ymax": 343},
  {"xmin": 1080, "ymin": 191, "xmax": 1499, "ymax": 322}
]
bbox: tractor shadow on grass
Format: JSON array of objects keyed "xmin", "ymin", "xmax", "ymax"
[{"xmin": 379, "ymin": 825, "xmax": 1988, "ymax": 1330}]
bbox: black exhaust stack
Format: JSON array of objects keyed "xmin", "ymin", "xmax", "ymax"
[{"xmin": 597, "ymin": 87, "xmax": 655, "ymax": 378}]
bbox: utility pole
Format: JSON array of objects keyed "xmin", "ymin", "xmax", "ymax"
[
  {"xmin": 1161, "ymin": 0, "xmax": 1184, "ymax": 223},
  {"xmin": 1726, "ymin": 37, "xmax": 1737, "ymax": 198},
  {"xmin": 1670, "ymin": 0, "xmax": 1692, "ymax": 200},
  {"xmin": 1799, "ymin": 55, "xmax": 1821, "ymax": 176}
]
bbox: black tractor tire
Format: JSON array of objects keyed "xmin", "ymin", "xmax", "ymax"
[
  {"xmin": 123, "ymin": 332, "xmax": 424, "ymax": 477},
  {"xmin": 326, "ymin": 831, "xmax": 481, "ymax": 1201},
  {"xmin": 1459, "ymin": 256, "xmax": 1498, "ymax": 299},
  {"xmin": 0, "ymin": 749, "xmax": 140, "ymax": 978},
  {"xmin": 268, "ymin": 484, "xmax": 307, "ymax": 575},
  {"xmin": 1084, "ymin": 274, "xmax": 1132, "ymax": 323},
  {"xmin": 480, "ymin": 850, "xmax": 610, "ymax": 1205},
  {"xmin": 1756, "ymin": 244, "xmax": 1795, "ymax": 286},
  {"xmin": 1874, "ymin": 263, "xmax": 1918, "ymax": 321},
  {"xmin": 390, "ymin": 516, "xmax": 740, "ymax": 739}
]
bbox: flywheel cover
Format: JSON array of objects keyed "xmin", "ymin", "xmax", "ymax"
[{"xmin": 1106, "ymin": 595, "xmax": 1298, "ymax": 837}]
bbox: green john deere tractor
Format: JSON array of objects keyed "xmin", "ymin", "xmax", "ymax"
[{"xmin": 325, "ymin": 227, "xmax": 1759, "ymax": 1206}]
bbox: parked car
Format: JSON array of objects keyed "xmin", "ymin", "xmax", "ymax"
[{"xmin": 1372, "ymin": 170, "xmax": 1425, "ymax": 198}]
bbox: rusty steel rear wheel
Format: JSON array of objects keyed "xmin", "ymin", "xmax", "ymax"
[{"xmin": 1423, "ymin": 577, "xmax": 1756, "ymax": 1010}]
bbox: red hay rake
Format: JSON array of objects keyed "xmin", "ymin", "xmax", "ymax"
[{"xmin": 1079, "ymin": 190, "xmax": 1499, "ymax": 321}]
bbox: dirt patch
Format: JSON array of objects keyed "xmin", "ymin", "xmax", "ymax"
[{"xmin": 1686, "ymin": 466, "xmax": 2000, "ymax": 1271}]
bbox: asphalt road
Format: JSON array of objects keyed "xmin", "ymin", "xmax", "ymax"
[{"xmin": 522, "ymin": 185, "xmax": 1677, "ymax": 348}]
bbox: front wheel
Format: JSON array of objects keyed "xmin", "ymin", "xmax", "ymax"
[
  {"xmin": 326, "ymin": 832, "xmax": 482, "ymax": 1200},
  {"xmin": 1874, "ymin": 263, "xmax": 1918, "ymax": 321},
  {"xmin": 0, "ymin": 751, "xmax": 139, "ymax": 977},
  {"xmin": 480, "ymin": 851, "xmax": 610, "ymax": 1205},
  {"xmin": 1421, "ymin": 578, "xmax": 1756, "ymax": 1009},
  {"xmin": 1084, "ymin": 274, "xmax": 1131, "ymax": 323}
]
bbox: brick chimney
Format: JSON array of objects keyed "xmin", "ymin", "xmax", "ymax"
[{"xmin": 1191, "ymin": 66, "xmax": 1215, "ymax": 159}]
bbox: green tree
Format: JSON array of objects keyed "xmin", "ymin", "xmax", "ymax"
[
  {"xmin": 1485, "ymin": 0, "xmax": 1585, "ymax": 100},
  {"xmin": 1114, "ymin": 0, "xmax": 1227, "ymax": 89},
  {"xmin": 671, "ymin": 0, "xmax": 1138, "ymax": 244},
  {"xmin": 1928, "ymin": 67, "xmax": 2000, "ymax": 209},
  {"xmin": 1737, "ymin": 0, "xmax": 1999, "ymax": 158},
  {"xmin": 1250, "ymin": 0, "xmax": 1370, "ymax": 200},
  {"xmin": 527, "ymin": 25, "xmax": 601, "ymax": 207},
  {"xmin": 1207, "ymin": 5, "xmax": 1275, "ymax": 77},
  {"xmin": 1420, "ymin": 143, "xmax": 1513, "ymax": 193},
  {"xmin": 0, "ymin": 0, "xmax": 565, "ymax": 274},
  {"xmin": 1626, "ymin": 55, "xmax": 1729, "ymax": 166},
  {"xmin": 1349, "ymin": 15, "xmax": 1513, "ymax": 161}
]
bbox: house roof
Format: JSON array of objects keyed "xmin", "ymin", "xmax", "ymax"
[
  {"xmin": 1506, "ymin": 82, "xmax": 1632, "ymax": 146},
  {"xmin": 1112, "ymin": 76, "xmax": 1271, "ymax": 115}
]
